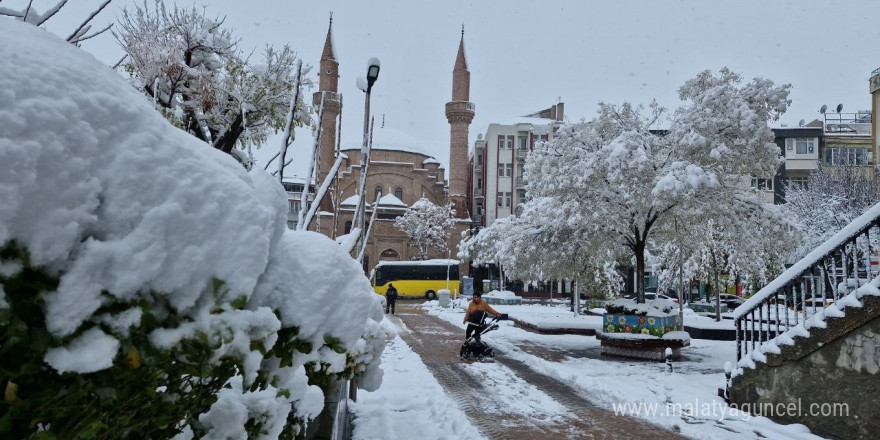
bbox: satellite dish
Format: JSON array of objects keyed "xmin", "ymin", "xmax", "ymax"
[
  {"xmin": 799, "ymin": 119, "xmax": 805, "ymax": 127},
  {"xmin": 819, "ymin": 105, "xmax": 827, "ymax": 114},
  {"xmin": 477, "ymin": 133, "xmax": 483, "ymax": 140},
  {"xmin": 836, "ymin": 104, "xmax": 843, "ymax": 113}
]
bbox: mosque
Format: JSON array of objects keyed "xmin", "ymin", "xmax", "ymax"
[{"xmin": 305, "ymin": 19, "xmax": 474, "ymax": 276}]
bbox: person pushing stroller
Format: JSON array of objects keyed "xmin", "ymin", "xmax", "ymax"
[{"xmin": 462, "ymin": 291, "xmax": 501, "ymax": 342}]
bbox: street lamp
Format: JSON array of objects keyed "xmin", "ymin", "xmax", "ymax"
[{"xmin": 356, "ymin": 58, "xmax": 380, "ymax": 264}]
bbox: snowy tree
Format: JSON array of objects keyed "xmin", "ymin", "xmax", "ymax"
[
  {"xmin": 115, "ymin": 1, "xmax": 312, "ymax": 158},
  {"xmin": 785, "ymin": 162, "xmax": 880, "ymax": 259},
  {"xmin": 395, "ymin": 198, "xmax": 454, "ymax": 260},
  {"xmin": 472, "ymin": 68, "xmax": 791, "ymax": 304}
]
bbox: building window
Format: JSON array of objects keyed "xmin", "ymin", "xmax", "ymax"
[
  {"xmin": 505, "ymin": 192, "xmax": 512, "ymax": 207},
  {"xmin": 497, "ymin": 192, "xmax": 503, "ymax": 207},
  {"xmin": 497, "ymin": 136, "xmax": 505, "ymax": 150},
  {"xmin": 477, "ymin": 178, "xmax": 482, "ymax": 190},
  {"xmin": 344, "ymin": 221, "xmax": 353, "ymax": 234},
  {"xmin": 498, "ymin": 163, "xmax": 504, "ymax": 176},
  {"xmin": 289, "ymin": 200, "xmax": 298, "ymax": 213},
  {"xmin": 824, "ymin": 145, "xmax": 873, "ymax": 166},
  {"xmin": 751, "ymin": 178, "xmax": 774, "ymax": 191},
  {"xmin": 787, "ymin": 177, "xmax": 808, "ymax": 188},
  {"xmin": 477, "ymin": 153, "xmax": 482, "ymax": 164},
  {"xmin": 505, "ymin": 164, "xmax": 513, "ymax": 177},
  {"xmin": 518, "ymin": 136, "xmax": 528, "ymax": 150},
  {"xmin": 394, "ymin": 187, "xmax": 403, "ymax": 200},
  {"xmin": 506, "ymin": 135, "xmax": 514, "ymax": 149},
  {"xmin": 786, "ymin": 138, "xmax": 816, "ymax": 154}
]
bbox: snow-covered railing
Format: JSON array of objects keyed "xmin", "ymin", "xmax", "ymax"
[{"xmin": 734, "ymin": 201, "xmax": 880, "ymax": 361}]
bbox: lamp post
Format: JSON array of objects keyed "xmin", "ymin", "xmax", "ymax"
[{"xmin": 356, "ymin": 58, "xmax": 380, "ymax": 264}]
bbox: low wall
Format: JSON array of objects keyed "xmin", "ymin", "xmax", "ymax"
[{"xmin": 729, "ymin": 295, "xmax": 880, "ymax": 440}]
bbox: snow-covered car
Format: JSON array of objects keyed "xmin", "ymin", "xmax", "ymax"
[{"xmin": 708, "ymin": 294, "xmax": 744, "ymax": 310}]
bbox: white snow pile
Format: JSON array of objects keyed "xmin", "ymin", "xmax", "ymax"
[
  {"xmin": 731, "ymin": 275, "xmax": 880, "ymax": 379},
  {"xmin": 483, "ymin": 289, "xmax": 521, "ymax": 299},
  {"xmin": 0, "ymin": 19, "xmax": 384, "ymax": 438},
  {"xmin": 604, "ymin": 298, "xmax": 678, "ymax": 317}
]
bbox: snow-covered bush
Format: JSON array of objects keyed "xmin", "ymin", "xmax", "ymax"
[{"xmin": 0, "ymin": 19, "xmax": 383, "ymax": 440}]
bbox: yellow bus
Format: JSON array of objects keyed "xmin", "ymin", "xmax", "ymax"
[{"xmin": 371, "ymin": 259, "xmax": 460, "ymax": 300}]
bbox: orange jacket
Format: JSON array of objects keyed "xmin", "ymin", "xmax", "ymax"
[{"xmin": 463, "ymin": 300, "xmax": 499, "ymax": 324}]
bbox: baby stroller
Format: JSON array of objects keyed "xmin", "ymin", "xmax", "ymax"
[{"xmin": 460, "ymin": 312, "xmax": 508, "ymax": 360}]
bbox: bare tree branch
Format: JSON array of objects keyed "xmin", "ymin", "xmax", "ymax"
[
  {"xmin": 22, "ymin": 0, "xmax": 33, "ymax": 23},
  {"xmin": 70, "ymin": 22, "xmax": 113, "ymax": 45},
  {"xmin": 36, "ymin": 0, "xmax": 67, "ymax": 26},
  {"xmin": 111, "ymin": 54, "xmax": 128, "ymax": 70},
  {"xmin": 66, "ymin": 0, "xmax": 111, "ymax": 42}
]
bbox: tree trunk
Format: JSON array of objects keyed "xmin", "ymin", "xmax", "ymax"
[
  {"xmin": 635, "ymin": 240, "xmax": 646, "ymax": 303},
  {"xmin": 712, "ymin": 253, "xmax": 722, "ymax": 322},
  {"xmin": 215, "ymin": 113, "xmax": 245, "ymax": 154}
]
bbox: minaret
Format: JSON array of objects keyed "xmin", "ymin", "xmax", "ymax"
[
  {"xmin": 314, "ymin": 14, "xmax": 343, "ymax": 212},
  {"xmin": 445, "ymin": 27, "xmax": 475, "ymax": 218}
]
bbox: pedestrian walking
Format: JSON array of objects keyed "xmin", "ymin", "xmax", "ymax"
[{"xmin": 386, "ymin": 283, "xmax": 398, "ymax": 314}]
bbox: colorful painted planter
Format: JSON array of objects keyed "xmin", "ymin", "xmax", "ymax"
[{"xmin": 602, "ymin": 314, "xmax": 679, "ymax": 337}]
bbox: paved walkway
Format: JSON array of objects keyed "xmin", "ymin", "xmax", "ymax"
[{"xmin": 391, "ymin": 304, "xmax": 688, "ymax": 440}]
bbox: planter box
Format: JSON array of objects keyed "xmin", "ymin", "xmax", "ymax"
[{"xmin": 602, "ymin": 313, "xmax": 679, "ymax": 337}]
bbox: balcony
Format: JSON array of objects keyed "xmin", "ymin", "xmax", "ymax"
[
  {"xmin": 515, "ymin": 149, "xmax": 529, "ymax": 161},
  {"xmin": 824, "ymin": 112, "xmax": 871, "ymax": 135},
  {"xmin": 515, "ymin": 176, "xmax": 526, "ymax": 188}
]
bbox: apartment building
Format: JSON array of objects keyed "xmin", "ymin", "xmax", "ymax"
[{"xmin": 470, "ymin": 103, "xmax": 564, "ymax": 228}]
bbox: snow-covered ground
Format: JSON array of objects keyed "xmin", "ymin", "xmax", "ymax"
[
  {"xmin": 350, "ymin": 320, "xmax": 486, "ymax": 440},
  {"xmin": 353, "ymin": 301, "xmax": 829, "ymax": 440}
]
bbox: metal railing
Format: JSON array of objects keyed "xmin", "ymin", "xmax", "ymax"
[
  {"xmin": 823, "ymin": 112, "xmax": 872, "ymax": 125},
  {"xmin": 515, "ymin": 149, "xmax": 529, "ymax": 160},
  {"xmin": 734, "ymin": 204, "xmax": 880, "ymax": 361},
  {"xmin": 515, "ymin": 176, "xmax": 526, "ymax": 187}
]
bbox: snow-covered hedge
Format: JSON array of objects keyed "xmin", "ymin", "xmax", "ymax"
[
  {"xmin": 0, "ymin": 19, "xmax": 384, "ymax": 440},
  {"xmin": 604, "ymin": 298, "xmax": 677, "ymax": 316}
]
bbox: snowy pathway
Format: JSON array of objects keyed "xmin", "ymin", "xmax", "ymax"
[{"xmin": 393, "ymin": 304, "xmax": 687, "ymax": 440}]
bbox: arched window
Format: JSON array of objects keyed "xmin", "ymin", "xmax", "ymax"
[
  {"xmin": 380, "ymin": 249, "xmax": 400, "ymax": 260},
  {"xmin": 374, "ymin": 185, "xmax": 383, "ymax": 201},
  {"xmin": 394, "ymin": 187, "xmax": 403, "ymax": 200}
]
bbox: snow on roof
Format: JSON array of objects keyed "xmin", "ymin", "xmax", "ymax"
[
  {"xmin": 377, "ymin": 193, "xmax": 407, "ymax": 207},
  {"xmin": 342, "ymin": 125, "xmax": 434, "ymax": 158},
  {"xmin": 281, "ymin": 175, "xmax": 308, "ymax": 184},
  {"xmin": 375, "ymin": 259, "xmax": 460, "ymax": 267},
  {"xmin": 423, "ymin": 158, "xmax": 441, "ymax": 165},
  {"xmin": 340, "ymin": 194, "xmax": 360, "ymax": 206},
  {"xmin": 491, "ymin": 117, "xmax": 561, "ymax": 128}
]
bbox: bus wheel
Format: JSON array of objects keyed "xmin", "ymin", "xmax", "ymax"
[{"xmin": 426, "ymin": 290, "xmax": 436, "ymax": 300}]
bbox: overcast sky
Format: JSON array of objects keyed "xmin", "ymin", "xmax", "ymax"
[{"xmin": 18, "ymin": 0, "xmax": 880, "ymax": 177}]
